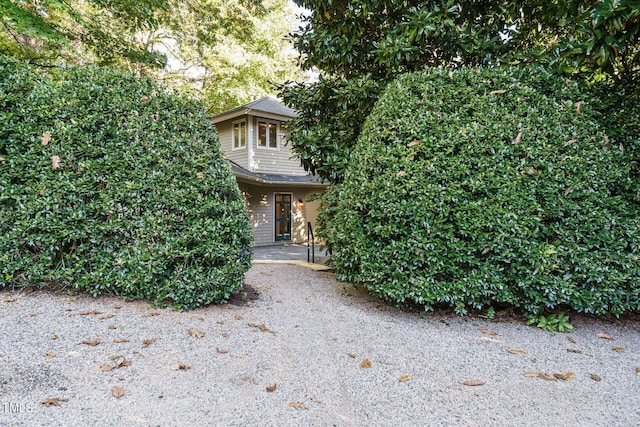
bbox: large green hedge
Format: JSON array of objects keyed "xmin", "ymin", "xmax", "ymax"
[
  {"xmin": 0, "ymin": 56, "xmax": 252, "ymax": 309},
  {"xmin": 324, "ymin": 67, "xmax": 639, "ymax": 317}
]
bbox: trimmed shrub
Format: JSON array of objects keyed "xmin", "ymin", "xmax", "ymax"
[
  {"xmin": 0, "ymin": 56, "xmax": 252, "ymax": 309},
  {"xmin": 324, "ymin": 67, "xmax": 639, "ymax": 316}
]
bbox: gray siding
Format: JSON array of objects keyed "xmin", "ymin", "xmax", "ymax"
[{"xmin": 217, "ymin": 119, "xmax": 248, "ymax": 169}]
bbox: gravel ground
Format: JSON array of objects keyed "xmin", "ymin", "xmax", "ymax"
[{"xmin": 1, "ymin": 263, "xmax": 639, "ymax": 427}]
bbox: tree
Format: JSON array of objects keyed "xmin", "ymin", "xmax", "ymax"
[
  {"xmin": 0, "ymin": 0, "xmax": 169, "ymax": 66},
  {"xmin": 280, "ymin": 0, "xmax": 640, "ymax": 183}
]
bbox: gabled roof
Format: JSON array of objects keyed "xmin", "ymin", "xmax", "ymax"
[{"xmin": 212, "ymin": 96, "xmax": 297, "ymax": 123}]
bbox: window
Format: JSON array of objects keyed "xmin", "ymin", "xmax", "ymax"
[
  {"xmin": 232, "ymin": 120, "xmax": 246, "ymax": 150},
  {"xmin": 258, "ymin": 120, "xmax": 278, "ymax": 149}
]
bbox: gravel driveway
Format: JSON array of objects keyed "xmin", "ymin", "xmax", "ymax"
[{"xmin": 1, "ymin": 264, "xmax": 639, "ymax": 426}]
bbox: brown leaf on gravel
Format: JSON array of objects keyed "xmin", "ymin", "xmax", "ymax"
[
  {"xmin": 289, "ymin": 402, "xmax": 307, "ymax": 410},
  {"xmin": 553, "ymin": 372, "xmax": 575, "ymax": 381},
  {"xmin": 216, "ymin": 348, "xmax": 229, "ymax": 354},
  {"xmin": 612, "ymin": 346, "xmax": 625, "ymax": 352},
  {"xmin": 266, "ymin": 384, "xmax": 277, "ymax": 392},
  {"xmin": 347, "ymin": 353, "xmax": 356, "ymax": 358},
  {"xmin": 4, "ymin": 295, "xmax": 14, "ymax": 303},
  {"xmin": 636, "ymin": 367, "xmax": 640, "ymax": 373},
  {"xmin": 596, "ymin": 332, "xmax": 614, "ymax": 341},
  {"xmin": 113, "ymin": 357, "xmax": 131, "ymax": 368},
  {"xmin": 567, "ymin": 348, "xmax": 582, "ymax": 354},
  {"xmin": 221, "ymin": 333, "xmax": 229, "ymax": 339},
  {"xmin": 143, "ymin": 311, "xmax": 160, "ymax": 317},
  {"xmin": 40, "ymin": 397, "xmax": 68, "ymax": 407},
  {"xmin": 187, "ymin": 328, "xmax": 205, "ymax": 339},
  {"xmin": 98, "ymin": 313, "xmax": 115, "ymax": 320},
  {"xmin": 508, "ymin": 349, "xmax": 526, "ymax": 355},
  {"xmin": 170, "ymin": 362, "xmax": 190, "ymax": 371},
  {"xmin": 43, "ymin": 352, "xmax": 57, "ymax": 358},
  {"xmin": 310, "ymin": 396, "xmax": 321, "ymax": 403},
  {"xmin": 108, "ymin": 325, "xmax": 117, "ymax": 330},
  {"xmin": 248, "ymin": 323, "xmax": 276, "ymax": 334},
  {"xmin": 111, "ymin": 386, "xmax": 125, "ymax": 398},
  {"xmin": 100, "ymin": 364, "xmax": 114, "ymax": 372},
  {"xmin": 589, "ymin": 373, "xmax": 602, "ymax": 382},
  {"xmin": 360, "ymin": 359, "xmax": 372, "ymax": 369},
  {"xmin": 142, "ymin": 337, "xmax": 157, "ymax": 348},
  {"xmin": 51, "ymin": 334, "xmax": 58, "ymax": 340},
  {"xmin": 81, "ymin": 338, "xmax": 101, "ymax": 346},
  {"xmin": 524, "ymin": 371, "xmax": 539, "ymax": 378},
  {"xmin": 566, "ymin": 336, "xmax": 577, "ymax": 344},
  {"xmin": 113, "ymin": 338, "xmax": 130, "ymax": 343},
  {"xmin": 234, "ymin": 314, "xmax": 243, "ymax": 320},
  {"xmin": 79, "ymin": 309, "xmax": 101, "ymax": 315},
  {"xmin": 399, "ymin": 375, "xmax": 410, "ymax": 382},
  {"xmin": 537, "ymin": 373, "xmax": 557, "ymax": 382},
  {"xmin": 463, "ymin": 380, "xmax": 485, "ymax": 386},
  {"xmin": 479, "ymin": 327, "xmax": 498, "ymax": 336}
]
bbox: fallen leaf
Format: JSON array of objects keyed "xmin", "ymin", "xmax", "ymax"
[
  {"xmin": 51, "ymin": 155, "xmax": 61, "ymax": 170},
  {"xmin": 79, "ymin": 309, "xmax": 101, "ymax": 315},
  {"xmin": 216, "ymin": 320, "xmax": 224, "ymax": 325},
  {"xmin": 513, "ymin": 132, "xmax": 523, "ymax": 144},
  {"xmin": 589, "ymin": 373, "xmax": 602, "ymax": 382},
  {"xmin": 221, "ymin": 333, "xmax": 229, "ymax": 339},
  {"xmin": 566, "ymin": 337, "xmax": 577, "ymax": 344},
  {"xmin": 575, "ymin": 101, "xmax": 582, "ymax": 114},
  {"xmin": 41, "ymin": 131, "xmax": 51, "ymax": 145},
  {"xmin": 81, "ymin": 339, "xmax": 101, "ymax": 346},
  {"xmin": 596, "ymin": 332, "xmax": 614, "ymax": 341},
  {"xmin": 234, "ymin": 314, "xmax": 243, "ymax": 320},
  {"xmin": 399, "ymin": 375, "xmax": 410, "ymax": 382},
  {"xmin": 113, "ymin": 338, "xmax": 130, "ymax": 343},
  {"xmin": 4, "ymin": 295, "xmax": 14, "ymax": 303},
  {"xmin": 187, "ymin": 328, "xmax": 205, "ymax": 339},
  {"xmin": 248, "ymin": 323, "xmax": 276, "ymax": 334},
  {"xmin": 636, "ymin": 367, "xmax": 640, "ymax": 373},
  {"xmin": 100, "ymin": 364, "xmax": 113, "ymax": 372},
  {"xmin": 507, "ymin": 349, "xmax": 526, "ymax": 355},
  {"xmin": 170, "ymin": 362, "xmax": 190, "ymax": 371},
  {"xmin": 43, "ymin": 352, "xmax": 57, "ymax": 358},
  {"xmin": 524, "ymin": 371, "xmax": 539, "ymax": 377},
  {"xmin": 108, "ymin": 325, "xmax": 117, "ymax": 330},
  {"xmin": 564, "ymin": 186, "xmax": 573, "ymax": 196},
  {"xmin": 140, "ymin": 95, "xmax": 150, "ymax": 102},
  {"xmin": 406, "ymin": 139, "xmax": 422, "ymax": 148},
  {"xmin": 216, "ymin": 348, "xmax": 229, "ymax": 354},
  {"xmin": 360, "ymin": 359, "xmax": 372, "ymax": 369},
  {"xmin": 479, "ymin": 327, "xmax": 498, "ymax": 336},
  {"xmin": 266, "ymin": 384, "xmax": 277, "ymax": 392},
  {"xmin": 143, "ymin": 311, "xmax": 160, "ymax": 317},
  {"xmin": 40, "ymin": 397, "xmax": 68, "ymax": 407},
  {"xmin": 463, "ymin": 380, "xmax": 485, "ymax": 387},
  {"xmin": 289, "ymin": 402, "xmax": 307, "ymax": 410},
  {"xmin": 111, "ymin": 386, "xmax": 125, "ymax": 398},
  {"xmin": 142, "ymin": 337, "xmax": 157, "ymax": 348},
  {"xmin": 51, "ymin": 334, "xmax": 58, "ymax": 340},
  {"xmin": 567, "ymin": 348, "xmax": 582, "ymax": 354},
  {"xmin": 396, "ymin": 170, "xmax": 406, "ymax": 177},
  {"xmin": 537, "ymin": 373, "xmax": 557, "ymax": 382},
  {"xmin": 113, "ymin": 357, "xmax": 131, "ymax": 368},
  {"xmin": 612, "ymin": 346, "xmax": 625, "ymax": 352},
  {"xmin": 98, "ymin": 313, "xmax": 115, "ymax": 320},
  {"xmin": 553, "ymin": 372, "xmax": 575, "ymax": 381},
  {"xmin": 347, "ymin": 353, "xmax": 356, "ymax": 358},
  {"xmin": 490, "ymin": 89, "xmax": 507, "ymax": 95},
  {"xmin": 310, "ymin": 396, "xmax": 321, "ymax": 403}
]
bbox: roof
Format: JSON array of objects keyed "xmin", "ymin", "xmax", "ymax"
[
  {"xmin": 212, "ymin": 96, "xmax": 297, "ymax": 123},
  {"xmin": 228, "ymin": 161, "xmax": 327, "ymax": 187}
]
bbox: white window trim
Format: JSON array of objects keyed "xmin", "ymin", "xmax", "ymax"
[
  {"xmin": 256, "ymin": 119, "xmax": 279, "ymax": 150},
  {"xmin": 232, "ymin": 119, "xmax": 247, "ymax": 151}
]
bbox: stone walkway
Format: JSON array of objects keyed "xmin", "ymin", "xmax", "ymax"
[{"xmin": 251, "ymin": 244, "xmax": 330, "ymax": 270}]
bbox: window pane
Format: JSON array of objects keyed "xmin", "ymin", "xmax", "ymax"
[
  {"xmin": 239, "ymin": 122, "xmax": 246, "ymax": 147},
  {"xmin": 269, "ymin": 123, "xmax": 277, "ymax": 148},
  {"xmin": 258, "ymin": 122, "xmax": 267, "ymax": 147}
]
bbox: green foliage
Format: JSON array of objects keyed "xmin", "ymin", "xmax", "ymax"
[
  {"xmin": 324, "ymin": 67, "xmax": 639, "ymax": 317},
  {"xmin": 282, "ymin": 0, "xmax": 640, "ymax": 184},
  {"xmin": 527, "ymin": 313, "xmax": 574, "ymax": 333},
  {"xmin": 0, "ymin": 56, "xmax": 253, "ymax": 309}
]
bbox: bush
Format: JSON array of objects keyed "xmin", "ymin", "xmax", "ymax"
[
  {"xmin": 323, "ymin": 67, "xmax": 639, "ymax": 317},
  {"xmin": 0, "ymin": 56, "xmax": 253, "ymax": 309}
]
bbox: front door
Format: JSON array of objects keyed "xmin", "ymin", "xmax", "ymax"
[{"xmin": 275, "ymin": 193, "xmax": 292, "ymax": 241}]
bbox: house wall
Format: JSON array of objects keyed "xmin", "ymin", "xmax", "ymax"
[
  {"xmin": 239, "ymin": 182, "xmax": 324, "ymax": 246},
  {"xmin": 248, "ymin": 117, "xmax": 307, "ymax": 176},
  {"xmin": 216, "ymin": 119, "xmax": 249, "ymax": 169}
]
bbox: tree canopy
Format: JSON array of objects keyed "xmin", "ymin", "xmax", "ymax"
[{"xmin": 281, "ymin": 0, "xmax": 640, "ymax": 183}]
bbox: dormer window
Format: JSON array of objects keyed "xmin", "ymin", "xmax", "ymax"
[
  {"xmin": 257, "ymin": 120, "xmax": 278, "ymax": 149},
  {"xmin": 232, "ymin": 120, "xmax": 246, "ymax": 150}
]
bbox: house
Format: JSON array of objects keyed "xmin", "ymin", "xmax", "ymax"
[{"xmin": 212, "ymin": 96, "xmax": 328, "ymax": 247}]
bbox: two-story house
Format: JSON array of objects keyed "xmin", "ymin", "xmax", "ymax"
[{"xmin": 212, "ymin": 96, "xmax": 327, "ymax": 247}]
